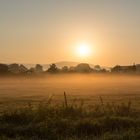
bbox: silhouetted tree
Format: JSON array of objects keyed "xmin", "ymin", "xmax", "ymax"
[
  {"xmin": 0, "ymin": 64, "xmax": 8, "ymax": 74},
  {"xmin": 27, "ymin": 67, "xmax": 35, "ymax": 74},
  {"xmin": 8, "ymin": 63, "xmax": 19, "ymax": 74},
  {"xmin": 19, "ymin": 65, "xmax": 28, "ymax": 73},
  {"xmin": 94, "ymin": 65, "xmax": 101, "ymax": 70},
  {"xmin": 61, "ymin": 66, "xmax": 69, "ymax": 72},
  {"xmin": 47, "ymin": 64, "xmax": 59, "ymax": 73},
  {"xmin": 69, "ymin": 66, "xmax": 75, "ymax": 72},
  {"xmin": 100, "ymin": 68, "xmax": 107, "ymax": 73},
  {"xmin": 75, "ymin": 63, "xmax": 92, "ymax": 73},
  {"xmin": 35, "ymin": 64, "xmax": 43, "ymax": 73}
]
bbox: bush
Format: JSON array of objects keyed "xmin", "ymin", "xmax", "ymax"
[{"xmin": 0, "ymin": 99, "xmax": 139, "ymax": 140}]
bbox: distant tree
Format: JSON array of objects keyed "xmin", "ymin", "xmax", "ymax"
[
  {"xmin": 8, "ymin": 63, "xmax": 19, "ymax": 74},
  {"xmin": 94, "ymin": 65, "xmax": 101, "ymax": 70},
  {"xmin": 47, "ymin": 64, "xmax": 59, "ymax": 73},
  {"xmin": 19, "ymin": 65, "xmax": 28, "ymax": 73},
  {"xmin": 27, "ymin": 67, "xmax": 35, "ymax": 74},
  {"xmin": 100, "ymin": 68, "xmax": 107, "ymax": 73},
  {"xmin": 68, "ymin": 66, "xmax": 76, "ymax": 73},
  {"xmin": 61, "ymin": 66, "xmax": 69, "ymax": 72},
  {"xmin": 75, "ymin": 63, "xmax": 92, "ymax": 73},
  {"xmin": 35, "ymin": 64, "xmax": 43, "ymax": 73},
  {"xmin": 0, "ymin": 64, "xmax": 8, "ymax": 74}
]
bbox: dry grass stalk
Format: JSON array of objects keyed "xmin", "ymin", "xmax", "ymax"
[{"xmin": 64, "ymin": 91, "xmax": 68, "ymax": 108}]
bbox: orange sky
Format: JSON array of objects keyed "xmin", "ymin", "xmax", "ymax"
[{"xmin": 0, "ymin": 0, "xmax": 140, "ymax": 66}]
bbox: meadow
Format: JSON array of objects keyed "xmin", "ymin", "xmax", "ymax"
[{"xmin": 0, "ymin": 74, "xmax": 140, "ymax": 140}]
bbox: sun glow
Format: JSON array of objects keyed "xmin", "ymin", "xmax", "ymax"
[{"xmin": 76, "ymin": 43, "xmax": 91, "ymax": 57}]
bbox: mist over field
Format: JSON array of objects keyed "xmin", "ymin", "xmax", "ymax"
[
  {"xmin": 1, "ymin": 0, "xmax": 140, "ymax": 139},
  {"xmin": 0, "ymin": 74, "xmax": 140, "ymax": 109}
]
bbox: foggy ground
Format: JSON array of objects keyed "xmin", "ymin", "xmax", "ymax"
[{"xmin": 0, "ymin": 74, "xmax": 140, "ymax": 110}]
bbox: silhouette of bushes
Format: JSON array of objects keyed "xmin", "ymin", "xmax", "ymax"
[
  {"xmin": 47, "ymin": 63, "xmax": 59, "ymax": 73},
  {"xmin": 0, "ymin": 95, "xmax": 139, "ymax": 140},
  {"xmin": 0, "ymin": 64, "xmax": 8, "ymax": 74}
]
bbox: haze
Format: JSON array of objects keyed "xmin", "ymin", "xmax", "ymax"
[{"xmin": 0, "ymin": 74, "xmax": 140, "ymax": 109}]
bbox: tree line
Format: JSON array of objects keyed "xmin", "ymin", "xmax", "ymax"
[{"xmin": 0, "ymin": 63, "xmax": 139, "ymax": 75}]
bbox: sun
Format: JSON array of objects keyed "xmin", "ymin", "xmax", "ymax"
[{"xmin": 76, "ymin": 43, "xmax": 91, "ymax": 57}]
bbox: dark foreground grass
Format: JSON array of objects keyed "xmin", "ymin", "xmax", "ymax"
[{"xmin": 0, "ymin": 95, "xmax": 140, "ymax": 140}]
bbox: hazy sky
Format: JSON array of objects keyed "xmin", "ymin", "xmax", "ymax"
[{"xmin": 0, "ymin": 0, "xmax": 140, "ymax": 66}]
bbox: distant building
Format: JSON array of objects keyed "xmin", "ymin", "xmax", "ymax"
[
  {"xmin": 136, "ymin": 64, "xmax": 140, "ymax": 72},
  {"xmin": 111, "ymin": 64, "xmax": 136, "ymax": 73}
]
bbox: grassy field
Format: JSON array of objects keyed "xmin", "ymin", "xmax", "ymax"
[{"xmin": 0, "ymin": 74, "xmax": 140, "ymax": 139}]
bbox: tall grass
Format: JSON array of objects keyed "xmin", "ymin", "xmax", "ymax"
[{"xmin": 0, "ymin": 92, "xmax": 139, "ymax": 140}]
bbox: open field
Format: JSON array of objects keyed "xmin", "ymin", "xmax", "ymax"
[
  {"xmin": 0, "ymin": 74, "xmax": 140, "ymax": 140},
  {"xmin": 0, "ymin": 74, "xmax": 140, "ymax": 110}
]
